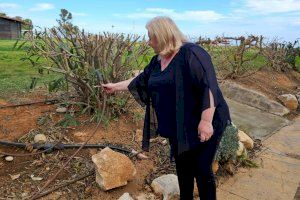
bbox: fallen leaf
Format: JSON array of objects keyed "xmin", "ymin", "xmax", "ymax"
[{"xmin": 9, "ymin": 174, "xmax": 20, "ymax": 180}]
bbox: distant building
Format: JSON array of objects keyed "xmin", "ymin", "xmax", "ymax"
[{"xmin": 0, "ymin": 16, "xmax": 27, "ymax": 39}]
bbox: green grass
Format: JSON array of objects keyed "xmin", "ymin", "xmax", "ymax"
[{"xmin": 0, "ymin": 40, "xmax": 61, "ymax": 98}]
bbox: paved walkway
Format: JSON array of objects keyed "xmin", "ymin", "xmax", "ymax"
[
  {"xmin": 227, "ymin": 98, "xmax": 289, "ymax": 140},
  {"xmin": 217, "ymin": 116, "xmax": 300, "ymax": 200}
]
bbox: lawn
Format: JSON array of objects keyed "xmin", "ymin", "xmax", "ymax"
[{"xmin": 0, "ymin": 40, "xmax": 61, "ymax": 98}]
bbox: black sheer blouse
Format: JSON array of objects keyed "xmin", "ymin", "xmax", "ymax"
[
  {"xmin": 148, "ymin": 55, "xmax": 177, "ymax": 139},
  {"xmin": 128, "ymin": 43, "xmax": 231, "ymax": 156}
]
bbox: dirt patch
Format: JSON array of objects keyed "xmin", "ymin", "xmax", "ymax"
[
  {"xmin": 0, "ymin": 95, "xmax": 162, "ymax": 199},
  {"xmin": 233, "ymin": 69, "xmax": 300, "ymax": 101},
  {"xmin": 0, "ymin": 69, "xmax": 299, "ymax": 199}
]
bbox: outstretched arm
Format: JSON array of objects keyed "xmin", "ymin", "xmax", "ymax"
[{"xmin": 100, "ymin": 77, "xmax": 135, "ymax": 93}]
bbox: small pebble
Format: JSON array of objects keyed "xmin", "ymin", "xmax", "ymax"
[
  {"xmin": 34, "ymin": 134, "xmax": 47, "ymax": 143},
  {"xmin": 5, "ymin": 156, "xmax": 14, "ymax": 162},
  {"xmin": 56, "ymin": 107, "xmax": 67, "ymax": 113}
]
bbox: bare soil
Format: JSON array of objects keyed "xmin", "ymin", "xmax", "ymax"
[
  {"xmin": 232, "ymin": 69, "xmax": 300, "ymax": 101},
  {"xmin": 0, "ymin": 69, "xmax": 299, "ymax": 199}
]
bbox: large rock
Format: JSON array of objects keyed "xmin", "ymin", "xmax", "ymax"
[
  {"xmin": 151, "ymin": 174, "xmax": 180, "ymax": 200},
  {"xmin": 238, "ymin": 130, "xmax": 254, "ymax": 149},
  {"xmin": 220, "ymin": 81, "xmax": 289, "ymax": 116},
  {"xmin": 92, "ymin": 147, "xmax": 136, "ymax": 191},
  {"xmin": 277, "ymin": 94, "xmax": 298, "ymax": 110}
]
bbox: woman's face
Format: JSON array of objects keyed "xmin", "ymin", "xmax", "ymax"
[{"xmin": 148, "ymin": 31, "xmax": 159, "ymax": 54}]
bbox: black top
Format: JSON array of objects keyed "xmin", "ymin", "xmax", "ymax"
[
  {"xmin": 128, "ymin": 43, "xmax": 231, "ymax": 155},
  {"xmin": 148, "ymin": 55, "xmax": 177, "ymax": 138}
]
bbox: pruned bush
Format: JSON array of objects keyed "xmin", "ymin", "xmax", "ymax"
[
  {"xmin": 261, "ymin": 38, "xmax": 300, "ymax": 72},
  {"xmin": 197, "ymin": 35, "xmax": 264, "ymax": 79},
  {"xmin": 262, "ymin": 39, "xmax": 289, "ymax": 71},
  {"xmin": 19, "ymin": 9, "xmax": 150, "ymax": 121}
]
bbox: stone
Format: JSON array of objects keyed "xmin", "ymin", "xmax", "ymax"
[
  {"xmin": 220, "ymin": 81, "xmax": 290, "ymax": 116},
  {"xmin": 212, "ymin": 160, "xmax": 219, "ymax": 174},
  {"xmin": 238, "ymin": 130, "xmax": 254, "ymax": 149},
  {"xmin": 92, "ymin": 147, "xmax": 136, "ymax": 191},
  {"xmin": 236, "ymin": 141, "xmax": 245, "ymax": 156},
  {"xmin": 277, "ymin": 94, "xmax": 298, "ymax": 110},
  {"xmin": 34, "ymin": 134, "xmax": 47, "ymax": 143},
  {"xmin": 118, "ymin": 193, "xmax": 134, "ymax": 200},
  {"xmin": 5, "ymin": 156, "xmax": 13, "ymax": 162},
  {"xmin": 56, "ymin": 107, "xmax": 67, "ymax": 113},
  {"xmin": 151, "ymin": 174, "xmax": 180, "ymax": 200}
]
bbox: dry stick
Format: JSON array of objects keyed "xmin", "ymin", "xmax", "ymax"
[
  {"xmin": 32, "ymin": 171, "xmax": 94, "ymax": 199},
  {"xmin": 30, "ymin": 111, "xmax": 104, "ymax": 200}
]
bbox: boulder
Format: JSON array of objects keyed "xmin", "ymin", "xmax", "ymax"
[
  {"xmin": 118, "ymin": 193, "xmax": 134, "ymax": 200},
  {"xmin": 277, "ymin": 94, "xmax": 298, "ymax": 110},
  {"xmin": 92, "ymin": 147, "xmax": 136, "ymax": 191},
  {"xmin": 237, "ymin": 130, "xmax": 254, "ymax": 149},
  {"xmin": 151, "ymin": 174, "xmax": 180, "ymax": 200}
]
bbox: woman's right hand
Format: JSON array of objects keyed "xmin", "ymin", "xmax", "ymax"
[{"xmin": 101, "ymin": 83, "xmax": 118, "ymax": 94}]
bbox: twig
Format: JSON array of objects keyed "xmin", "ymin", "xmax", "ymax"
[{"xmin": 32, "ymin": 171, "xmax": 94, "ymax": 199}]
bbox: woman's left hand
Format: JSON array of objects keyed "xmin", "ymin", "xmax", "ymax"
[{"xmin": 198, "ymin": 119, "xmax": 214, "ymax": 142}]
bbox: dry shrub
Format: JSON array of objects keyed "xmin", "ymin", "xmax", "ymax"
[{"xmin": 20, "ymin": 9, "xmax": 150, "ymax": 121}]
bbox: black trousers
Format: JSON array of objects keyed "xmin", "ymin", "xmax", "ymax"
[{"xmin": 172, "ymin": 133, "xmax": 222, "ymax": 200}]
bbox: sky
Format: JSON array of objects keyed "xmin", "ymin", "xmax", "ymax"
[{"xmin": 0, "ymin": 0, "xmax": 299, "ymax": 42}]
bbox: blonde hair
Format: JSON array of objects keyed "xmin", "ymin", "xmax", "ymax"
[{"xmin": 146, "ymin": 16, "xmax": 188, "ymax": 56}]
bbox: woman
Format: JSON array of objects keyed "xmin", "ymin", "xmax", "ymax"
[{"xmin": 102, "ymin": 16, "xmax": 231, "ymax": 200}]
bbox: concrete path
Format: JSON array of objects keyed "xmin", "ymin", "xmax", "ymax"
[
  {"xmin": 226, "ymin": 98, "xmax": 289, "ymax": 140},
  {"xmin": 217, "ymin": 116, "xmax": 300, "ymax": 200}
]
